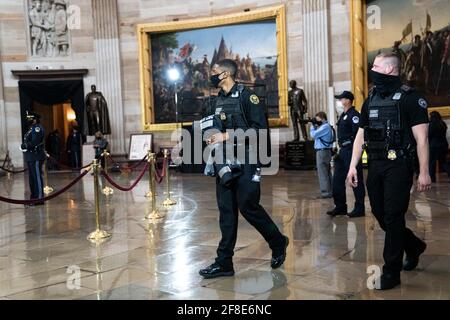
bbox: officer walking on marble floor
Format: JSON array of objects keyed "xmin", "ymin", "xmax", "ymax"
[
  {"xmin": 199, "ymin": 59, "xmax": 289, "ymax": 279},
  {"xmin": 347, "ymin": 52, "xmax": 431, "ymax": 290}
]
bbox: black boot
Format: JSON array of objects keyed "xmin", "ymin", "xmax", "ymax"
[
  {"xmin": 375, "ymin": 273, "xmax": 401, "ymax": 290},
  {"xmin": 326, "ymin": 207, "xmax": 347, "ymax": 217},
  {"xmin": 403, "ymin": 241, "xmax": 427, "ymax": 271},
  {"xmin": 199, "ymin": 262, "xmax": 234, "ymax": 279},
  {"xmin": 271, "ymin": 236, "xmax": 289, "ymax": 269}
]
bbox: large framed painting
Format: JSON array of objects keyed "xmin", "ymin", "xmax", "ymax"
[
  {"xmin": 137, "ymin": 5, "xmax": 288, "ymax": 131},
  {"xmin": 350, "ymin": 0, "xmax": 450, "ymax": 116}
]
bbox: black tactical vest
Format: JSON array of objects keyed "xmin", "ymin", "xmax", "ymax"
[
  {"xmin": 364, "ymin": 86, "xmax": 414, "ymax": 154},
  {"xmin": 213, "ymin": 84, "xmax": 249, "ymax": 130}
]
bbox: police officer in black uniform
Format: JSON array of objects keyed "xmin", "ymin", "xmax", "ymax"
[
  {"xmin": 327, "ymin": 91, "xmax": 365, "ymax": 218},
  {"xmin": 21, "ymin": 111, "xmax": 46, "ymax": 206},
  {"xmin": 199, "ymin": 59, "xmax": 289, "ymax": 279},
  {"xmin": 347, "ymin": 53, "xmax": 431, "ymax": 290}
]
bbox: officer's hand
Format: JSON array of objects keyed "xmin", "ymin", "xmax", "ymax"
[
  {"xmin": 346, "ymin": 167, "xmax": 358, "ymax": 188},
  {"xmin": 207, "ymin": 132, "xmax": 228, "ymax": 145},
  {"xmin": 417, "ymin": 173, "xmax": 431, "ymax": 192}
]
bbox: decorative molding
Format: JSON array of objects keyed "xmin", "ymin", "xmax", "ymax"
[
  {"xmin": 349, "ymin": 0, "xmax": 368, "ymax": 109},
  {"xmin": 11, "ymin": 68, "xmax": 88, "ymax": 80},
  {"xmin": 137, "ymin": 5, "xmax": 289, "ymax": 132}
]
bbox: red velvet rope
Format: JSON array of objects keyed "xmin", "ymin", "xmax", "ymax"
[
  {"xmin": 1, "ymin": 154, "xmax": 8, "ymax": 168},
  {"xmin": 0, "ymin": 167, "xmax": 27, "ymax": 174},
  {"xmin": 46, "ymin": 156, "xmax": 92, "ymax": 171},
  {"xmin": 101, "ymin": 162, "xmax": 149, "ymax": 192},
  {"xmin": 105, "ymin": 154, "xmax": 148, "ymax": 172},
  {"xmin": 154, "ymin": 157, "xmax": 167, "ymax": 184},
  {"xmin": 0, "ymin": 167, "xmax": 91, "ymax": 205}
]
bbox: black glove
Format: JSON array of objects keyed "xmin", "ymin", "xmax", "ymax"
[{"xmin": 21, "ymin": 143, "xmax": 28, "ymax": 150}]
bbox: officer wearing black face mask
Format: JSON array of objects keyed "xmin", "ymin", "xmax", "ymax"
[
  {"xmin": 21, "ymin": 111, "xmax": 46, "ymax": 206},
  {"xmin": 199, "ymin": 59, "xmax": 289, "ymax": 279},
  {"xmin": 327, "ymin": 91, "xmax": 365, "ymax": 218},
  {"xmin": 347, "ymin": 53, "xmax": 431, "ymax": 290}
]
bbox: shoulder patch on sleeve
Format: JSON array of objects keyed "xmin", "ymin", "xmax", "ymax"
[
  {"xmin": 352, "ymin": 116, "xmax": 360, "ymax": 124},
  {"xmin": 249, "ymin": 94, "xmax": 260, "ymax": 105},
  {"xmin": 418, "ymin": 98, "xmax": 428, "ymax": 109}
]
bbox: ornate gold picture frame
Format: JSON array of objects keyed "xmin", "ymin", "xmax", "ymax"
[
  {"xmin": 350, "ymin": 0, "xmax": 450, "ymax": 117},
  {"xmin": 137, "ymin": 5, "xmax": 288, "ymax": 131}
]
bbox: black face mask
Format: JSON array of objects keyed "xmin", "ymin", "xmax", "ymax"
[
  {"xmin": 369, "ymin": 70, "xmax": 402, "ymax": 95},
  {"xmin": 210, "ymin": 72, "xmax": 225, "ymax": 88}
]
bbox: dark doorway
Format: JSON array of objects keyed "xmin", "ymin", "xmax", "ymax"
[
  {"xmin": 14, "ymin": 76, "xmax": 87, "ymax": 170},
  {"xmin": 32, "ymin": 101, "xmax": 78, "ymax": 169}
]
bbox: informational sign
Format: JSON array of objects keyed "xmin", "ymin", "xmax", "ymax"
[
  {"xmin": 284, "ymin": 141, "xmax": 316, "ymax": 170},
  {"xmin": 128, "ymin": 133, "xmax": 153, "ymax": 160}
]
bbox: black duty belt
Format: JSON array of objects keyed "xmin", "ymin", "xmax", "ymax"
[
  {"xmin": 367, "ymin": 149, "xmax": 409, "ymax": 161},
  {"xmin": 338, "ymin": 140, "xmax": 353, "ymax": 148}
]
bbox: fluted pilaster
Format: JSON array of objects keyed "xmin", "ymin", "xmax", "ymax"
[
  {"xmin": 92, "ymin": 0, "xmax": 125, "ymax": 154},
  {"xmin": 302, "ymin": 0, "xmax": 330, "ymax": 117}
]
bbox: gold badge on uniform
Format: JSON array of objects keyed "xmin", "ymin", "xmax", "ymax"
[
  {"xmin": 219, "ymin": 112, "xmax": 227, "ymax": 121},
  {"xmin": 250, "ymin": 94, "xmax": 260, "ymax": 105},
  {"xmin": 387, "ymin": 150, "xmax": 397, "ymax": 160}
]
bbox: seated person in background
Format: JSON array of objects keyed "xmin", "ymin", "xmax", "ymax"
[{"xmin": 93, "ymin": 131, "xmax": 109, "ymax": 169}]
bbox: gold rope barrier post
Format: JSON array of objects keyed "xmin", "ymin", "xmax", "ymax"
[
  {"xmin": 145, "ymin": 149, "xmax": 154, "ymax": 198},
  {"xmin": 87, "ymin": 159, "xmax": 112, "ymax": 243},
  {"xmin": 101, "ymin": 149, "xmax": 114, "ymax": 196},
  {"xmin": 162, "ymin": 149, "xmax": 176, "ymax": 207},
  {"xmin": 6, "ymin": 150, "xmax": 12, "ymax": 180},
  {"xmin": 145, "ymin": 152, "xmax": 163, "ymax": 220},
  {"xmin": 43, "ymin": 152, "xmax": 53, "ymax": 195}
]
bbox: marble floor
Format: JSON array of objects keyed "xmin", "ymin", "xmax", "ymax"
[{"xmin": 0, "ymin": 168, "xmax": 449, "ymax": 300}]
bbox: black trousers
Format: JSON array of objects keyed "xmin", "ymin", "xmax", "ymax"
[
  {"xmin": 366, "ymin": 158, "xmax": 424, "ymax": 276},
  {"xmin": 69, "ymin": 149, "xmax": 81, "ymax": 168},
  {"xmin": 215, "ymin": 164, "xmax": 285, "ymax": 269},
  {"xmin": 27, "ymin": 160, "xmax": 44, "ymax": 200},
  {"xmin": 332, "ymin": 146, "xmax": 365, "ymax": 212}
]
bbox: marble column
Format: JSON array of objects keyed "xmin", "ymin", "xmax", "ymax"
[
  {"xmin": 302, "ymin": 0, "xmax": 330, "ymax": 118},
  {"xmin": 0, "ymin": 56, "xmax": 7, "ymax": 155},
  {"xmin": 92, "ymin": 0, "xmax": 125, "ymax": 154}
]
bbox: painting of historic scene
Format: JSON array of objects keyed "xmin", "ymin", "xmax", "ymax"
[
  {"xmin": 27, "ymin": 0, "xmax": 70, "ymax": 58},
  {"xmin": 367, "ymin": 0, "xmax": 450, "ymax": 107},
  {"xmin": 150, "ymin": 20, "xmax": 278, "ymax": 124}
]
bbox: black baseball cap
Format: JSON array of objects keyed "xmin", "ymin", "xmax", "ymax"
[{"xmin": 334, "ymin": 91, "xmax": 354, "ymax": 101}]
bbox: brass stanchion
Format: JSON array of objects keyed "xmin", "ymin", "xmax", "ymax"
[
  {"xmin": 43, "ymin": 153, "xmax": 53, "ymax": 195},
  {"xmin": 162, "ymin": 149, "xmax": 176, "ymax": 206},
  {"xmin": 101, "ymin": 149, "xmax": 114, "ymax": 196},
  {"xmin": 145, "ymin": 150, "xmax": 155, "ymax": 198},
  {"xmin": 87, "ymin": 159, "xmax": 112, "ymax": 243},
  {"xmin": 145, "ymin": 153, "xmax": 163, "ymax": 220}
]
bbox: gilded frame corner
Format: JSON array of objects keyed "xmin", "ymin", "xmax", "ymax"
[
  {"xmin": 350, "ymin": 0, "xmax": 450, "ymax": 116},
  {"xmin": 137, "ymin": 5, "xmax": 289, "ymax": 132}
]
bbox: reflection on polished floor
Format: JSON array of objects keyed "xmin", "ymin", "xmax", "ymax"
[{"xmin": 0, "ymin": 169, "xmax": 449, "ymax": 300}]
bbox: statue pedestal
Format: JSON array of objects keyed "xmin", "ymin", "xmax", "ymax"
[{"xmin": 284, "ymin": 140, "xmax": 315, "ymax": 170}]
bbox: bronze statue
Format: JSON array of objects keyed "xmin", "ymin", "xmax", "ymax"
[
  {"xmin": 288, "ymin": 80, "xmax": 308, "ymax": 141},
  {"xmin": 84, "ymin": 85, "xmax": 111, "ymax": 135}
]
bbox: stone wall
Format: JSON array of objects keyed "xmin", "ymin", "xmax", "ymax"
[{"xmin": 0, "ymin": 0, "xmax": 353, "ymax": 166}]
